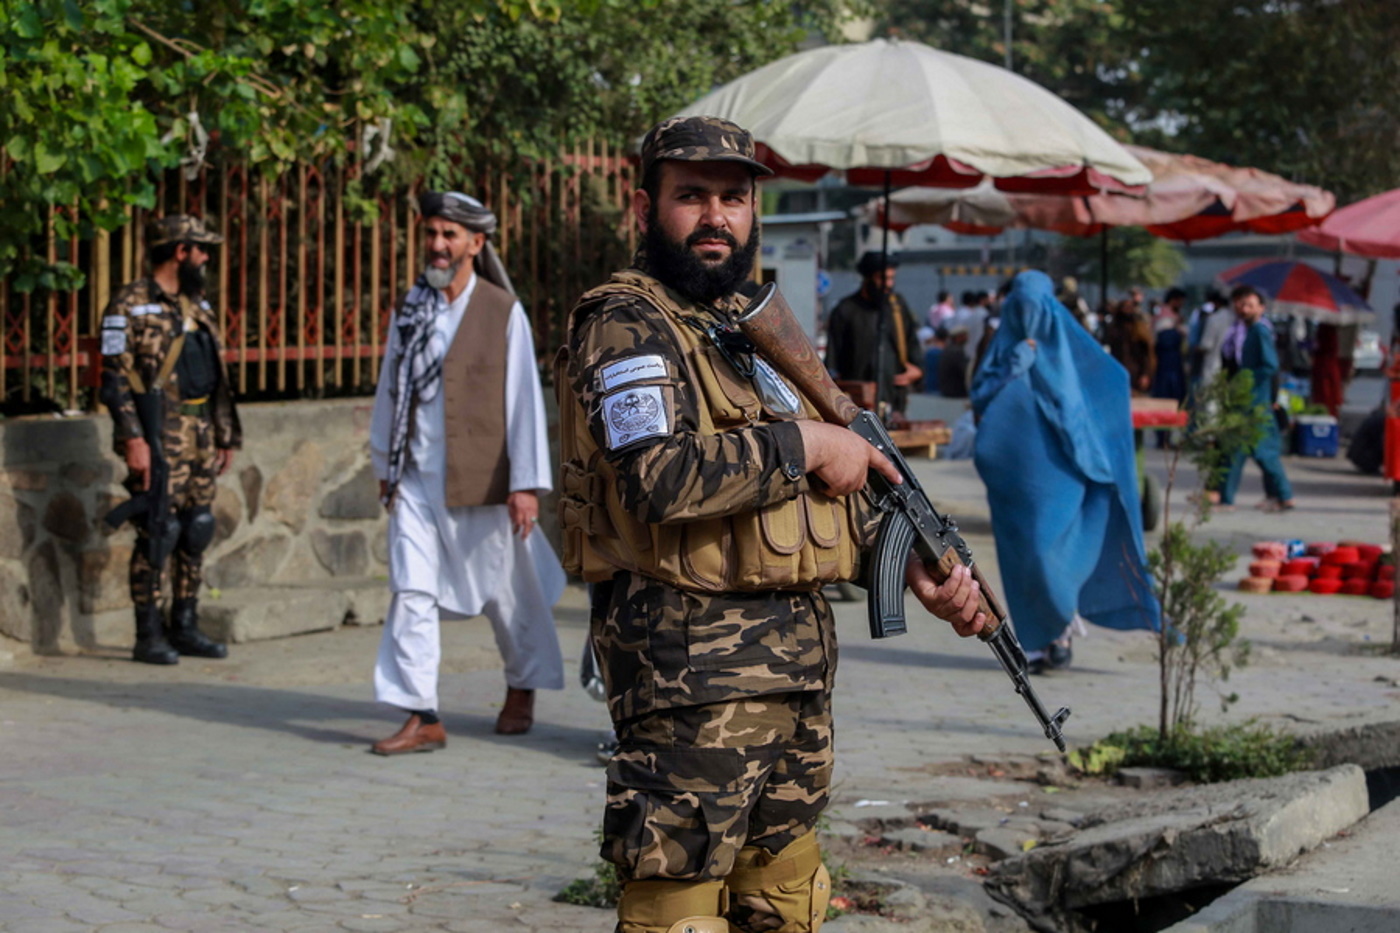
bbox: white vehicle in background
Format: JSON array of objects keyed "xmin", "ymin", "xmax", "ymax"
[{"xmin": 1353, "ymin": 329, "xmax": 1385, "ymax": 373}]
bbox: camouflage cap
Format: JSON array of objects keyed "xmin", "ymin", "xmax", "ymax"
[
  {"xmin": 639, "ymin": 116, "xmax": 775, "ymax": 182},
  {"xmin": 145, "ymin": 214, "xmax": 224, "ymax": 249}
]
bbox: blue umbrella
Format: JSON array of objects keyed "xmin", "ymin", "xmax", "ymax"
[{"xmin": 1218, "ymin": 259, "xmax": 1374, "ymax": 325}]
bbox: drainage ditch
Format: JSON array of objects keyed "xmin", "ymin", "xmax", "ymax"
[
  {"xmin": 856, "ymin": 763, "xmax": 1400, "ymax": 932},
  {"xmin": 1059, "ymin": 765, "xmax": 1400, "ymax": 932}
]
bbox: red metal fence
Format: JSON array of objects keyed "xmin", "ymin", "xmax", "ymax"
[{"xmin": 2, "ymin": 143, "xmax": 637, "ymax": 411}]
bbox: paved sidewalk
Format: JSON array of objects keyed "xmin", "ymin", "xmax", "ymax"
[{"xmin": 2, "ymin": 429, "xmax": 1396, "ymax": 931}]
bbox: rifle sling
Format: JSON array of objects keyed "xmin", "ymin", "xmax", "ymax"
[{"xmin": 127, "ymin": 303, "xmax": 192, "ymax": 398}]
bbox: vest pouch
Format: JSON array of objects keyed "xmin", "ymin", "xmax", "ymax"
[
  {"xmin": 557, "ymin": 495, "xmax": 586, "ymax": 577},
  {"xmin": 691, "ymin": 345, "xmax": 761, "ymax": 428},
  {"xmin": 679, "ymin": 520, "xmax": 731, "ymax": 592},
  {"xmin": 729, "ymin": 499, "xmax": 804, "ymax": 589},
  {"xmin": 805, "ymin": 493, "xmax": 862, "ymax": 581}
]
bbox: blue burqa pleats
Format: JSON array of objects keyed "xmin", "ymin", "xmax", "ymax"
[{"xmin": 971, "ymin": 271, "xmax": 1160, "ymax": 652}]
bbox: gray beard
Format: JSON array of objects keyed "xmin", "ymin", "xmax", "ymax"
[{"xmin": 424, "ymin": 261, "xmax": 460, "ymax": 290}]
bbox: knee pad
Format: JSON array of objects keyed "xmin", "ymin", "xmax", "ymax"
[
  {"xmin": 618, "ymin": 878, "xmax": 728, "ymax": 933},
  {"xmin": 178, "ymin": 505, "xmax": 215, "ymax": 556},
  {"xmin": 725, "ymin": 831, "xmax": 830, "ymax": 933},
  {"xmin": 147, "ymin": 512, "xmax": 183, "ymax": 569}
]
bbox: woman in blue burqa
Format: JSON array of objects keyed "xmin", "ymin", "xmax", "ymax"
[{"xmin": 971, "ymin": 271, "xmax": 1160, "ymax": 673}]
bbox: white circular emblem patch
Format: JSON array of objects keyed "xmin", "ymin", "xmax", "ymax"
[
  {"xmin": 602, "ymin": 385, "xmax": 669, "ymax": 449},
  {"xmin": 609, "ymin": 390, "xmax": 661, "ymax": 434}
]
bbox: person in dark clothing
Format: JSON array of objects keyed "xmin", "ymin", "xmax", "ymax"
[
  {"xmin": 922, "ymin": 327, "xmax": 946, "ymax": 395},
  {"xmin": 1151, "ymin": 287, "xmax": 1188, "ymax": 447},
  {"xmin": 1105, "ymin": 297, "xmax": 1155, "ymax": 393},
  {"xmin": 824, "ymin": 251, "xmax": 922, "ymax": 415},
  {"xmin": 938, "ymin": 326, "xmax": 971, "ymax": 398}
]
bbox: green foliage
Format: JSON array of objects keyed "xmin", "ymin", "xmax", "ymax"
[
  {"xmin": 1148, "ymin": 523, "xmax": 1250, "ymax": 728},
  {"xmin": 1060, "ymin": 227, "xmax": 1188, "ymax": 293},
  {"xmin": 877, "ymin": 0, "xmax": 1141, "ymax": 133},
  {"xmin": 878, "ymin": 1, "xmax": 1400, "ymax": 203},
  {"xmin": 1125, "ymin": 0, "xmax": 1400, "ymax": 204},
  {"xmin": 1072, "ymin": 722, "xmax": 1314, "ymax": 784},
  {"xmin": 555, "ymin": 828, "xmax": 621, "ymax": 908},
  {"xmin": 1178, "ymin": 370, "xmax": 1268, "ymax": 504},
  {"xmin": 1, "ymin": 0, "xmax": 172, "ymax": 289},
  {"xmin": 397, "ymin": 0, "xmax": 857, "ymax": 188},
  {"xmin": 1146, "ymin": 369, "xmax": 1268, "ymax": 739},
  {"xmin": 1066, "ymin": 740, "xmax": 1127, "ymax": 776},
  {"xmin": 2, "ymin": 0, "xmax": 860, "ymax": 286}
]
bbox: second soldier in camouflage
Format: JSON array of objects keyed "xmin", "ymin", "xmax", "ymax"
[{"xmin": 100, "ymin": 214, "xmax": 241, "ymax": 665}]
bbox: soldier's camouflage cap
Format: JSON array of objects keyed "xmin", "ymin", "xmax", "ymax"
[
  {"xmin": 145, "ymin": 214, "xmax": 224, "ymax": 249},
  {"xmin": 639, "ymin": 116, "xmax": 775, "ymax": 181}
]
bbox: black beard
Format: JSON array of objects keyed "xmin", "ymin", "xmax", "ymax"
[
  {"xmin": 644, "ymin": 208, "xmax": 759, "ymax": 305},
  {"xmin": 177, "ymin": 258, "xmax": 206, "ymax": 297}
]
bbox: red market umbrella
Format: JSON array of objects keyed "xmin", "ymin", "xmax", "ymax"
[
  {"xmin": 860, "ymin": 146, "xmax": 1332, "ymax": 241},
  {"xmin": 1297, "ymin": 188, "xmax": 1400, "ymax": 260},
  {"xmin": 1006, "ymin": 146, "xmax": 1334, "ymax": 241},
  {"xmin": 1217, "ymin": 259, "xmax": 1374, "ymax": 325}
]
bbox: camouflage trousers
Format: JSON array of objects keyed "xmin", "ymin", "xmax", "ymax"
[
  {"xmin": 602, "ymin": 689, "xmax": 833, "ymax": 888},
  {"xmin": 127, "ymin": 411, "xmax": 217, "ymax": 607}
]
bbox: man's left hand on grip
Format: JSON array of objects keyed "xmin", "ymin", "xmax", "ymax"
[{"xmin": 907, "ymin": 560, "xmax": 985, "ymax": 637}]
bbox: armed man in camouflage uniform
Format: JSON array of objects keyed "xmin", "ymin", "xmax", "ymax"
[
  {"xmin": 557, "ymin": 117, "xmax": 988, "ymax": 933},
  {"xmin": 100, "ymin": 215, "xmax": 241, "ymax": 665}
]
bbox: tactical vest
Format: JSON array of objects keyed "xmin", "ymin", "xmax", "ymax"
[{"xmin": 556, "ymin": 271, "xmax": 863, "ymax": 594}]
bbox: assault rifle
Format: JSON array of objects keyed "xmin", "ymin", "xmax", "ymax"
[
  {"xmin": 736, "ymin": 283, "xmax": 1071, "ymax": 751},
  {"xmin": 104, "ymin": 389, "xmax": 181, "ymax": 568}
]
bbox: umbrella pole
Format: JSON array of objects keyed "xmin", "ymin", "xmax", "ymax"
[
  {"xmin": 1099, "ymin": 225, "xmax": 1110, "ymax": 313},
  {"xmin": 876, "ymin": 170, "xmax": 892, "ymax": 422}
]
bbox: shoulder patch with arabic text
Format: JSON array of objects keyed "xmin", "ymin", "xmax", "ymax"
[{"xmin": 599, "ymin": 354, "xmax": 668, "ymax": 392}]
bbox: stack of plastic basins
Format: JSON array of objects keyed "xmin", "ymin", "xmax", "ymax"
[{"xmin": 1239, "ymin": 540, "xmax": 1394, "ymax": 598}]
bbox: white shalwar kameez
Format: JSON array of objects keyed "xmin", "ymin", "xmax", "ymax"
[{"xmin": 369, "ymin": 274, "xmax": 565, "ymax": 712}]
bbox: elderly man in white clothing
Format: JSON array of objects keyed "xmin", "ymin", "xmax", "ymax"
[{"xmin": 368, "ymin": 190, "xmax": 565, "ymax": 756}]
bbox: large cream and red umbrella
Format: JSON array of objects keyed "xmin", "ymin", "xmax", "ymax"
[
  {"xmin": 668, "ymin": 39, "xmax": 1149, "ymax": 411},
  {"xmin": 672, "ymin": 38, "xmax": 1151, "ymax": 195},
  {"xmin": 1297, "ymin": 188, "xmax": 1400, "ymax": 259}
]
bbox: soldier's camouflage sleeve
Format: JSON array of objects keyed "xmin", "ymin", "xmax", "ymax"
[
  {"xmin": 570, "ymin": 295, "xmax": 810, "ymax": 524},
  {"xmin": 98, "ymin": 282, "xmax": 154, "ymax": 454}
]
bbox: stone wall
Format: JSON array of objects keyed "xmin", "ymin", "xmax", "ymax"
[{"xmin": 0, "ymin": 399, "xmax": 396, "ymax": 652}]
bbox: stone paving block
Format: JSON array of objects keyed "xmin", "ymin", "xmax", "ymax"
[
  {"xmin": 1039, "ymin": 807, "xmax": 1087, "ymax": 826},
  {"xmin": 918, "ymin": 806, "xmax": 1017, "ymax": 837},
  {"xmin": 5, "ymin": 920, "xmax": 92, "ymax": 933},
  {"xmin": 1117, "ymin": 766, "xmax": 1190, "ymax": 789},
  {"xmin": 286, "ymin": 884, "xmax": 354, "ymax": 904},
  {"xmin": 883, "ymin": 828, "xmax": 963, "ymax": 853},
  {"xmin": 61, "ymin": 897, "xmax": 146, "ymax": 926},
  {"xmin": 976, "ymin": 826, "xmax": 1040, "ymax": 860},
  {"xmin": 0, "ymin": 901, "xmax": 52, "ymax": 922},
  {"xmin": 337, "ymin": 916, "xmax": 412, "ymax": 933},
  {"xmin": 199, "ymin": 585, "xmax": 348, "ymax": 643}
]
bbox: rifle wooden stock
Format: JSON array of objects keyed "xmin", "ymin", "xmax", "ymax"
[{"xmin": 736, "ymin": 283, "xmax": 860, "ymax": 427}]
